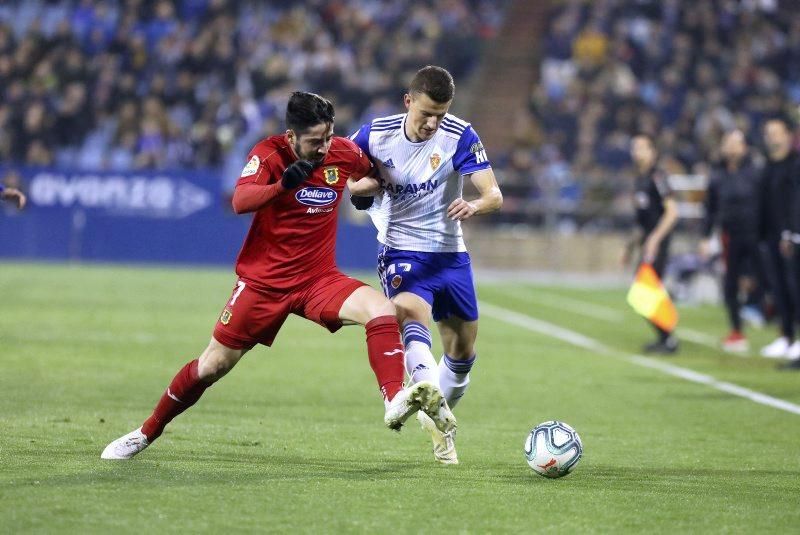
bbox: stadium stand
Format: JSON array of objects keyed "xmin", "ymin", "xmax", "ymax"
[
  {"xmin": 0, "ymin": 0, "xmax": 504, "ymax": 186},
  {"xmin": 511, "ymin": 0, "xmax": 800, "ymax": 228}
]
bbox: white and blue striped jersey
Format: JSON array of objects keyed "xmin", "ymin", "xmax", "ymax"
[{"xmin": 350, "ymin": 113, "xmax": 492, "ymax": 252}]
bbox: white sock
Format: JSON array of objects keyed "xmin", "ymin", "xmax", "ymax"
[
  {"xmin": 405, "ymin": 341, "xmax": 439, "ymax": 385},
  {"xmin": 438, "ymin": 354, "xmax": 476, "ymax": 408},
  {"xmin": 402, "ymin": 322, "xmax": 438, "ymax": 385}
]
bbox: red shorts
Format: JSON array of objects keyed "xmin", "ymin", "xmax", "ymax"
[{"xmin": 213, "ymin": 271, "xmax": 366, "ymax": 349}]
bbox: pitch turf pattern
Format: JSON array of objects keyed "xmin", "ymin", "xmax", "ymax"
[{"xmin": 2, "ymin": 263, "xmax": 799, "ymax": 533}]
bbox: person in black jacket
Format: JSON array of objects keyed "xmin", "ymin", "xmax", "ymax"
[
  {"xmin": 759, "ymin": 118, "xmax": 800, "ymax": 360},
  {"xmin": 622, "ymin": 134, "xmax": 680, "ymax": 354},
  {"xmin": 780, "ymin": 130, "xmax": 800, "ymax": 369},
  {"xmin": 699, "ymin": 129, "xmax": 762, "ymax": 352}
]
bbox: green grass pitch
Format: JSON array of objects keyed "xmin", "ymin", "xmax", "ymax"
[{"xmin": 2, "ymin": 262, "xmax": 799, "ymax": 533}]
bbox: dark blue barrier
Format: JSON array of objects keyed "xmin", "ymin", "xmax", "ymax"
[{"xmin": 0, "ymin": 166, "xmax": 378, "ymax": 270}]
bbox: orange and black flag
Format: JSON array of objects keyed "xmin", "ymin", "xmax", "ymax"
[{"xmin": 626, "ymin": 263, "xmax": 678, "ymax": 332}]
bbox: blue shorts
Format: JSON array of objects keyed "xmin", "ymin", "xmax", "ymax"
[{"xmin": 377, "ymin": 245, "xmax": 479, "ymax": 322}]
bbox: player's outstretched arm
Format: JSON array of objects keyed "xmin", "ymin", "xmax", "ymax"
[
  {"xmin": 447, "ymin": 168, "xmax": 503, "ymax": 221},
  {"xmin": 0, "ymin": 186, "xmax": 26, "ymax": 209}
]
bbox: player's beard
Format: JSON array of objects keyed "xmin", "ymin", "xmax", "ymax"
[{"xmin": 294, "ymin": 141, "xmax": 324, "ymax": 166}]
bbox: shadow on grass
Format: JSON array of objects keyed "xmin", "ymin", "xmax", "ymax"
[{"xmin": 6, "ymin": 452, "xmax": 435, "ymax": 489}]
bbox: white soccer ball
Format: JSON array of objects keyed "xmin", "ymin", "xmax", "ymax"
[{"xmin": 524, "ymin": 420, "xmax": 583, "ymax": 478}]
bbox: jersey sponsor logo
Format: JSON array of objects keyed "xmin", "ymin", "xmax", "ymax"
[
  {"xmin": 240, "ymin": 155, "xmax": 260, "ymax": 177},
  {"xmin": 323, "ymin": 166, "xmax": 340, "ymax": 185},
  {"xmin": 378, "ymin": 177, "xmax": 440, "ymax": 200},
  {"xmin": 430, "ymin": 153, "xmax": 441, "ymax": 171},
  {"xmin": 295, "ymin": 186, "xmax": 338, "ymax": 207},
  {"xmin": 306, "ymin": 207, "xmax": 334, "ymax": 214}
]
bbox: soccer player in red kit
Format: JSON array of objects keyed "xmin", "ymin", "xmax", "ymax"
[{"xmin": 101, "ymin": 92, "xmax": 455, "ymax": 460}]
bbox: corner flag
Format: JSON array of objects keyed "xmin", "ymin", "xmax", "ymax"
[{"xmin": 626, "ymin": 263, "xmax": 678, "ymax": 332}]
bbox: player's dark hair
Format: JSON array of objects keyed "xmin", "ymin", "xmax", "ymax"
[
  {"xmin": 409, "ymin": 66, "xmax": 455, "ymax": 103},
  {"xmin": 285, "ymin": 91, "xmax": 335, "ymax": 134}
]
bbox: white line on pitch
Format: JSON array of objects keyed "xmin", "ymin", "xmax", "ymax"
[
  {"xmin": 494, "ymin": 285, "xmax": 720, "ymax": 349},
  {"xmin": 479, "ymin": 301, "xmax": 800, "ymax": 416},
  {"xmin": 493, "ymin": 287, "xmax": 627, "ymax": 322},
  {"xmin": 675, "ymin": 327, "xmax": 721, "ymax": 348}
]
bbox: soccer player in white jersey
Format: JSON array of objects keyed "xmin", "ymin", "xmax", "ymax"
[{"xmin": 348, "ymin": 66, "xmax": 503, "ymax": 464}]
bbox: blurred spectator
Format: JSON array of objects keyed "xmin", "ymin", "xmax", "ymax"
[
  {"xmin": 531, "ymin": 0, "xmax": 800, "ymax": 228},
  {"xmin": 0, "ymin": 0, "xmax": 505, "ymax": 181}
]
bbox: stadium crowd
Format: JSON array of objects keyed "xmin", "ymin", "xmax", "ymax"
[
  {"xmin": 522, "ymin": 0, "xmax": 800, "ymax": 226},
  {"xmin": 0, "ymin": 0, "xmax": 503, "ymax": 186}
]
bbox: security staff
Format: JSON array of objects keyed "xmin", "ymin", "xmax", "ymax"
[{"xmin": 623, "ymin": 134, "xmax": 680, "ymax": 354}]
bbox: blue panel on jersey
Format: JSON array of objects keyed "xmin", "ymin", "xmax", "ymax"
[
  {"xmin": 453, "ymin": 126, "xmax": 492, "ymax": 175},
  {"xmin": 349, "ymin": 122, "xmax": 373, "ymax": 160}
]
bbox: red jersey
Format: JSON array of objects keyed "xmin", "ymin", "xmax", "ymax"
[{"xmin": 233, "ymin": 135, "xmax": 372, "ymax": 290}]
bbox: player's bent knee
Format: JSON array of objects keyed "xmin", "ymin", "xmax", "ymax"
[
  {"xmin": 371, "ymin": 297, "xmax": 397, "ymax": 320},
  {"xmin": 392, "ymin": 293, "xmax": 431, "ymax": 325},
  {"xmin": 352, "ymin": 286, "xmax": 397, "ymax": 321}
]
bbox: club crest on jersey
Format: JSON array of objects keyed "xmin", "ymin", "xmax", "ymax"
[
  {"xmin": 391, "ymin": 275, "xmax": 403, "ymax": 289},
  {"xmin": 430, "ymin": 153, "xmax": 441, "ymax": 171},
  {"xmin": 220, "ymin": 308, "xmax": 232, "ymax": 325},
  {"xmin": 296, "ymin": 186, "xmax": 338, "ymax": 207},
  {"xmin": 323, "ymin": 166, "xmax": 340, "ymax": 185}
]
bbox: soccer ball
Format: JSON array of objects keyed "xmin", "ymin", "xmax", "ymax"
[{"xmin": 524, "ymin": 421, "xmax": 583, "ymax": 478}]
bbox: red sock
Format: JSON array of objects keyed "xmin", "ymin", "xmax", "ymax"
[
  {"xmin": 365, "ymin": 315, "xmax": 405, "ymax": 402},
  {"xmin": 141, "ymin": 359, "xmax": 210, "ymax": 441}
]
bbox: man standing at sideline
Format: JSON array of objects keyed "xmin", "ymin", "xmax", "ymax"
[
  {"xmin": 759, "ymin": 117, "xmax": 800, "ymax": 361},
  {"xmin": 699, "ymin": 129, "xmax": 762, "ymax": 352},
  {"xmin": 101, "ymin": 91, "xmax": 455, "ymax": 460},
  {"xmin": 348, "ymin": 66, "xmax": 503, "ymax": 464}
]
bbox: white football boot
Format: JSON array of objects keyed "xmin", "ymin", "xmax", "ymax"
[
  {"xmin": 101, "ymin": 427, "xmax": 150, "ymax": 460},
  {"xmin": 760, "ymin": 337, "xmax": 791, "ymax": 359},
  {"xmin": 417, "ymin": 411, "xmax": 458, "ymax": 465},
  {"xmin": 420, "ymin": 387, "xmax": 457, "ymax": 434},
  {"xmin": 788, "ymin": 340, "xmax": 800, "ymax": 360},
  {"xmin": 384, "ymin": 381, "xmax": 456, "ymax": 432}
]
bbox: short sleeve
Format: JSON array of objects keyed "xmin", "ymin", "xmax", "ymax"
[
  {"xmin": 453, "ymin": 126, "xmax": 492, "ymax": 175},
  {"xmin": 349, "ymin": 122, "xmax": 373, "ymax": 161},
  {"xmin": 351, "ymin": 145, "xmax": 373, "ymax": 179}
]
